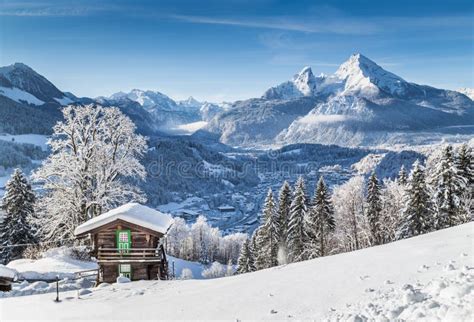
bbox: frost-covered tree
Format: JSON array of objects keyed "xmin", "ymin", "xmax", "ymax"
[
  {"xmin": 397, "ymin": 160, "xmax": 433, "ymax": 239},
  {"xmin": 380, "ymin": 179, "xmax": 405, "ymax": 242},
  {"xmin": 236, "ymin": 238, "xmax": 256, "ymax": 274},
  {"xmin": 201, "ymin": 261, "xmax": 226, "ymax": 279},
  {"xmin": 287, "ymin": 176, "xmax": 308, "ymax": 262},
  {"xmin": 398, "ymin": 165, "xmax": 408, "ymax": 185},
  {"xmin": 33, "ymin": 104, "xmax": 148, "ymax": 243},
  {"xmin": 165, "ymin": 216, "xmax": 246, "ymax": 264},
  {"xmin": 303, "ymin": 176, "xmax": 335, "ymax": 259},
  {"xmin": 276, "ymin": 181, "xmax": 291, "ymax": 259},
  {"xmin": 366, "ymin": 172, "xmax": 382, "ymax": 245},
  {"xmin": 180, "ymin": 268, "xmax": 194, "ymax": 280},
  {"xmin": 429, "ymin": 145, "xmax": 466, "ymax": 229},
  {"xmin": 332, "ymin": 176, "xmax": 370, "ymax": 252},
  {"xmin": 0, "ymin": 169, "xmax": 36, "ymax": 264}
]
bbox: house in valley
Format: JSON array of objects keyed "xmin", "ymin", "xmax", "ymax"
[{"xmin": 74, "ymin": 203, "xmax": 173, "ymax": 283}]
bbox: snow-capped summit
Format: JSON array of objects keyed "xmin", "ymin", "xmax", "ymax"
[
  {"xmin": 178, "ymin": 96, "xmax": 202, "ymax": 108},
  {"xmin": 262, "ymin": 65, "xmax": 328, "ymax": 99},
  {"xmin": 457, "ymin": 88, "xmax": 474, "ymax": 100},
  {"xmin": 292, "ymin": 66, "xmax": 319, "ymax": 96},
  {"xmin": 0, "ymin": 62, "xmax": 72, "ymax": 105},
  {"xmin": 335, "ymin": 53, "xmax": 408, "ymax": 97},
  {"xmin": 109, "ymin": 89, "xmax": 178, "ymax": 111}
]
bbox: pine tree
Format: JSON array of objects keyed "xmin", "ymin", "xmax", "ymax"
[
  {"xmin": 397, "ymin": 160, "xmax": 433, "ymax": 239},
  {"xmin": 456, "ymin": 144, "xmax": 473, "ymax": 187},
  {"xmin": 366, "ymin": 172, "xmax": 382, "ymax": 245},
  {"xmin": 398, "ymin": 165, "xmax": 408, "ymax": 185},
  {"xmin": 255, "ymin": 189, "xmax": 279, "ymax": 269},
  {"xmin": 304, "ymin": 176, "xmax": 335, "ymax": 259},
  {"xmin": 287, "ymin": 176, "xmax": 307, "ymax": 263},
  {"xmin": 430, "ymin": 145, "xmax": 465, "ymax": 229},
  {"xmin": 277, "ymin": 181, "xmax": 291, "ymax": 255},
  {"xmin": 456, "ymin": 143, "xmax": 473, "ymax": 218},
  {"xmin": 236, "ymin": 239, "xmax": 256, "ymax": 274},
  {"xmin": 0, "ymin": 169, "xmax": 36, "ymax": 264}
]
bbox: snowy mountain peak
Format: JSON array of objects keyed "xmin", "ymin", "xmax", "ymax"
[
  {"xmin": 178, "ymin": 96, "xmax": 202, "ymax": 108},
  {"xmin": 336, "ymin": 53, "xmax": 408, "ymax": 96},
  {"xmin": 109, "ymin": 89, "xmax": 177, "ymax": 111},
  {"xmin": 457, "ymin": 88, "xmax": 474, "ymax": 100},
  {"xmin": 0, "ymin": 62, "xmax": 70, "ymax": 104},
  {"xmin": 295, "ymin": 66, "xmax": 314, "ymax": 79}
]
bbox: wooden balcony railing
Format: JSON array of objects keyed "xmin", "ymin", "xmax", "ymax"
[{"xmin": 97, "ymin": 248, "xmax": 162, "ymax": 262}]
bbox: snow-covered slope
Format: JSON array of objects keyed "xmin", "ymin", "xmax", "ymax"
[{"xmin": 2, "ymin": 223, "xmax": 472, "ymax": 320}]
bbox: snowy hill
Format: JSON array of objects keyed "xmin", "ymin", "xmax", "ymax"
[
  {"xmin": 1, "ymin": 222, "xmax": 472, "ymax": 320},
  {"xmin": 206, "ymin": 54, "xmax": 474, "ymax": 147}
]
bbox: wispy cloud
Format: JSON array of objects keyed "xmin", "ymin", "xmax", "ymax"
[
  {"xmin": 170, "ymin": 13, "xmax": 474, "ymax": 35},
  {"xmin": 0, "ymin": 1, "xmax": 116, "ymax": 17},
  {"xmin": 169, "ymin": 14, "xmax": 377, "ymax": 35}
]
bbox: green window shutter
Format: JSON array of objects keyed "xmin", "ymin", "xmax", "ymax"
[{"xmin": 116, "ymin": 229, "xmax": 131, "ymax": 253}]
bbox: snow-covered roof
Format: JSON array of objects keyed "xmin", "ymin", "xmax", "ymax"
[
  {"xmin": 74, "ymin": 203, "xmax": 173, "ymax": 236},
  {"xmin": 0, "ymin": 264, "xmax": 17, "ymax": 280}
]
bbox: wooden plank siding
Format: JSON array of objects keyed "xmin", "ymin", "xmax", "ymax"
[{"xmin": 87, "ymin": 220, "xmax": 167, "ymax": 283}]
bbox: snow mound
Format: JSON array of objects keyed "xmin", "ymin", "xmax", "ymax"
[
  {"xmin": 7, "ymin": 246, "xmax": 98, "ymax": 280},
  {"xmin": 116, "ymin": 276, "xmax": 131, "ymax": 284},
  {"xmin": 75, "ymin": 203, "xmax": 173, "ymax": 236},
  {"xmin": 330, "ymin": 266, "xmax": 474, "ymax": 321}
]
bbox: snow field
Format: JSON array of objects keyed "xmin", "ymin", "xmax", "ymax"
[{"xmin": 1, "ymin": 222, "xmax": 472, "ymax": 320}]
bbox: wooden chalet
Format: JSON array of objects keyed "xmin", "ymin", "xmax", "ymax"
[{"xmin": 74, "ymin": 203, "xmax": 173, "ymax": 284}]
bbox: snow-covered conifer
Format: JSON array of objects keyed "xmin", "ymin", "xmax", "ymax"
[
  {"xmin": 456, "ymin": 143, "xmax": 473, "ymax": 218},
  {"xmin": 276, "ymin": 181, "xmax": 291, "ymax": 258},
  {"xmin": 430, "ymin": 145, "xmax": 466, "ymax": 229},
  {"xmin": 398, "ymin": 165, "xmax": 408, "ymax": 185},
  {"xmin": 0, "ymin": 169, "xmax": 36, "ymax": 264},
  {"xmin": 456, "ymin": 144, "xmax": 473, "ymax": 187},
  {"xmin": 303, "ymin": 176, "xmax": 335, "ymax": 259},
  {"xmin": 255, "ymin": 189, "xmax": 279, "ymax": 269},
  {"xmin": 366, "ymin": 172, "xmax": 382, "ymax": 245},
  {"xmin": 236, "ymin": 239, "xmax": 255, "ymax": 274},
  {"xmin": 287, "ymin": 176, "xmax": 307, "ymax": 262},
  {"xmin": 397, "ymin": 160, "xmax": 433, "ymax": 239}
]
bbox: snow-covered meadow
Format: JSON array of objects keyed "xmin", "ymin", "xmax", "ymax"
[{"xmin": 1, "ymin": 222, "xmax": 472, "ymax": 321}]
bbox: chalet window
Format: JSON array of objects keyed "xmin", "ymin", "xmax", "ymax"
[
  {"xmin": 119, "ymin": 264, "xmax": 132, "ymax": 279},
  {"xmin": 116, "ymin": 229, "xmax": 131, "ymax": 253}
]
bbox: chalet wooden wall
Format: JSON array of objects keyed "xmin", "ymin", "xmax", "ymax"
[
  {"xmin": 94, "ymin": 222, "xmax": 161, "ymax": 251},
  {"xmin": 89, "ymin": 220, "xmax": 166, "ymax": 283},
  {"xmin": 101, "ymin": 263, "xmax": 161, "ymax": 283}
]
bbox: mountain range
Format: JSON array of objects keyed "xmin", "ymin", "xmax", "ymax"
[
  {"xmin": 0, "ymin": 53, "xmax": 472, "ymax": 147},
  {"xmin": 206, "ymin": 54, "xmax": 474, "ymax": 147}
]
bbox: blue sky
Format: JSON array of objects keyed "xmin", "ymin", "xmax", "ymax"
[{"xmin": 1, "ymin": 0, "xmax": 473, "ymax": 102}]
